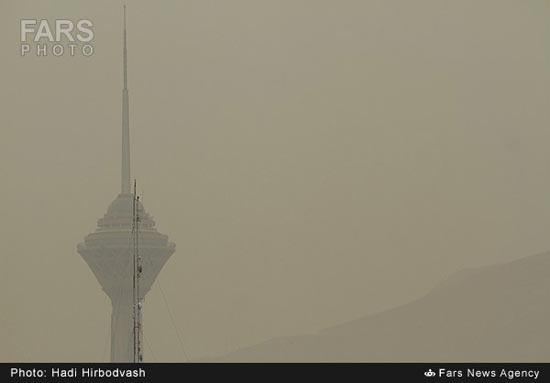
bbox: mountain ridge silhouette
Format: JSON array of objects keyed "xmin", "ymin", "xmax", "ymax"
[{"xmin": 204, "ymin": 252, "xmax": 550, "ymax": 362}]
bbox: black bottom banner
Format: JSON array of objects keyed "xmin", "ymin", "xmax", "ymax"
[{"xmin": 2, "ymin": 363, "xmax": 549, "ymax": 383}]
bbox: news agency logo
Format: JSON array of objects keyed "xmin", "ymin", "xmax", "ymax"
[
  {"xmin": 20, "ymin": 19, "xmax": 94, "ymax": 57},
  {"xmin": 424, "ymin": 369, "xmax": 436, "ymax": 378}
]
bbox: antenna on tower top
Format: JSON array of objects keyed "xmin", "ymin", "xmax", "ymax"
[
  {"xmin": 121, "ymin": 5, "xmax": 131, "ymax": 194},
  {"xmin": 123, "ymin": 5, "xmax": 128, "ymax": 91}
]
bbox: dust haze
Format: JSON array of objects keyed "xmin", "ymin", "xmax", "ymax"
[{"xmin": 0, "ymin": 0, "xmax": 549, "ymax": 361}]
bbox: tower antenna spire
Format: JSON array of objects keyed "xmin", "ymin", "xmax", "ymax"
[
  {"xmin": 123, "ymin": 5, "xmax": 127, "ymax": 90},
  {"xmin": 121, "ymin": 5, "xmax": 131, "ymax": 194}
]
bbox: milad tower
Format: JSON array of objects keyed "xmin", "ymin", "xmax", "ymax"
[{"xmin": 77, "ymin": 8, "xmax": 176, "ymax": 362}]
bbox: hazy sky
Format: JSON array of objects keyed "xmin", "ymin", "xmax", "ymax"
[{"xmin": 0, "ymin": 0, "xmax": 549, "ymax": 361}]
